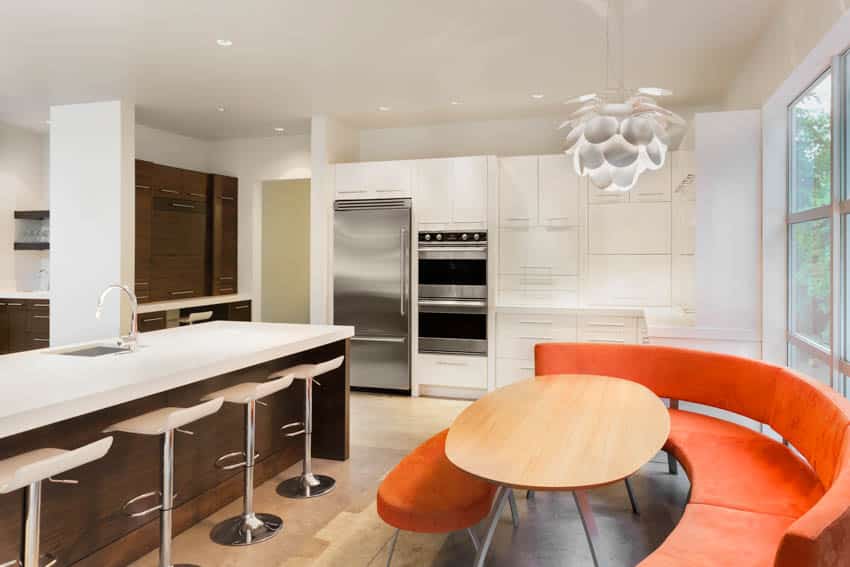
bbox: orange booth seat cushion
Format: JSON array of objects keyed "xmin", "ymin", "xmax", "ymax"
[{"xmin": 377, "ymin": 429, "xmax": 497, "ymax": 534}]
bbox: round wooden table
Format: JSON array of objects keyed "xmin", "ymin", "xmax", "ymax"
[{"xmin": 446, "ymin": 374, "xmax": 670, "ymax": 567}]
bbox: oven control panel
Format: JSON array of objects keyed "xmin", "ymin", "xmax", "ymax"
[{"xmin": 419, "ymin": 231, "xmax": 487, "ymax": 243}]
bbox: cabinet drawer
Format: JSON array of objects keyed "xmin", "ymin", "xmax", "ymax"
[
  {"xmin": 577, "ymin": 315, "xmax": 638, "ymax": 344},
  {"xmin": 135, "ymin": 282, "xmax": 152, "ymax": 304},
  {"xmin": 228, "ymin": 301, "xmax": 252, "ymax": 321},
  {"xmin": 589, "ymin": 185, "xmax": 627, "ymax": 204},
  {"xmin": 150, "ymin": 255, "xmax": 206, "ymax": 301},
  {"xmin": 213, "ymin": 279, "xmax": 238, "ymax": 295},
  {"xmin": 417, "ymin": 354, "xmax": 487, "ymax": 389},
  {"xmin": 139, "ymin": 311, "xmax": 167, "ymax": 333},
  {"xmin": 496, "ymin": 359, "xmax": 536, "ymax": 389},
  {"xmin": 181, "ymin": 170, "xmax": 209, "ymax": 202},
  {"xmin": 497, "ymin": 313, "xmax": 577, "ymax": 360},
  {"xmin": 29, "ymin": 300, "xmax": 50, "ymax": 313},
  {"xmin": 30, "ymin": 312, "xmax": 49, "ymax": 335},
  {"xmin": 28, "ymin": 336, "xmax": 50, "ymax": 350}
]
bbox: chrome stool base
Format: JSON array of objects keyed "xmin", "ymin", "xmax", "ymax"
[
  {"xmin": 277, "ymin": 473, "xmax": 336, "ymax": 499},
  {"xmin": 0, "ymin": 556, "xmax": 58, "ymax": 567},
  {"xmin": 210, "ymin": 512, "xmax": 283, "ymax": 546}
]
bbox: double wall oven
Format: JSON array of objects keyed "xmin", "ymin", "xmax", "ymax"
[{"xmin": 417, "ymin": 231, "xmax": 488, "ymax": 356}]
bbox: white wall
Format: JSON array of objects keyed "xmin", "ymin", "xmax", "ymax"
[
  {"xmin": 135, "ymin": 124, "xmax": 212, "ymax": 171},
  {"xmin": 724, "ymin": 0, "xmax": 848, "ymax": 110},
  {"xmin": 694, "ymin": 111, "xmax": 762, "ymax": 340},
  {"xmin": 0, "ymin": 122, "xmax": 49, "ymax": 290},
  {"xmin": 50, "ymin": 101, "xmax": 135, "ymax": 346},
  {"xmin": 208, "ymin": 134, "xmax": 311, "ymax": 317}
]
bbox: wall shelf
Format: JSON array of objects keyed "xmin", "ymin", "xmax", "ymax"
[{"xmin": 14, "ymin": 242, "xmax": 49, "ymax": 251}]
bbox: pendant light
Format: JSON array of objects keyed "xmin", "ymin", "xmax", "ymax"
[{"xmin": 560, "ymin": 0, "xmax": 685, "ymax": 192}]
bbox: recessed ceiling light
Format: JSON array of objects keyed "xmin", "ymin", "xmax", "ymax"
[
  {"xmin": 216, "ymin": 105, "xmax": 226, "ymax": 112},
  {"xmin": 377, "ymin": 106, "xmax": 391, "ymax": 112},
  {"xmin": 531, "ymin": 93, "xmax": 545, "ymax": 100},
  {"xmin": 274, "ymin": 127, "xmax": 285, "ymax": 132},
  {"xmin": 216, "ymin": 39, "xmax": 233, "ymax": 47},
  {"xmin": 450, "ymin": 100, "xmax": 463, "ymax": 106}
]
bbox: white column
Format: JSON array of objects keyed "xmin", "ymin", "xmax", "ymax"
[
  {"xmin": 309, "ymin": 116, "xmax": 359, "ymax": 324},
  {"xmin": 49, "ymin": 101, "xmax": 135, "ymax": 346}
]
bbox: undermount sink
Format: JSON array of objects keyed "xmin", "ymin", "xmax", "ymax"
[{"xmin": 53, "ymin": 345, "xmax": 134, "ymax": 357}]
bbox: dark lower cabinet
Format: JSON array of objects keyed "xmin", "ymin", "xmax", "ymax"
[
  {"xmin": 138, "ymin": 311, "xmax": 167, "ymax": 333},
  {"xmin": 228, "ymin": 300, "xmax": 252, "ymax": 321},
  {"xmin": 139, "ymin": 301, "xmax": 252, "ymax": 333},
  {"xmin": 0, "ymin": 299, "xmax": 50, "ymax": 354}
]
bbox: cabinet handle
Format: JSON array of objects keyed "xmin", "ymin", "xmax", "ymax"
[
  {"xmin": 189, "ymin": 193, "xmax": 206, "ymax": 198},
  {"xmin": 33, "ymin": 303, "xmax": 49, "ymax": 308},
  {"xmin": 142, "ymin": 317, "xmax": 164, "ymax": 323},
  {"xmin": 170, "ymin": 290, "xmax": 194, "ymax": 296},
  {"xmin": 520, "ymin": 336, "xmax": 553, "ymax": 340},
  {"xmin": 638, "ymin": 192, "xmax": 665, "ymax": 196},
  {"xmin": 33, "ymin": 315, "xmax": 49, "ymax": 319},
  {"xmin": 521, "ymin": 265, "xmax": 553, "ymax": 270},
  {"xmin": 505, "ymin": 217, "xmax": 530, "ymax": 221},
  {"xmin": 32, "ymin": 338, "xmax": 49, "ymax": 343},
  {"xmin": 219, "ymin": 196, "xmax": 235, "ymax": 201},
  {"xmin": 135, "ymin": 281, "xmax": 149, "ymax": 286},
  {"xmin": 586, "ymin": 338, "xmax": 626, "ymax": 344},
  {"xmin": 520, "ymin": 366, "xmax": 535, "ymax": 371},
  {"xmin": 376, "ymin": 189, "xmax": 401, "ymax": 193},
  {"xmin": 586, "ymin": 322, "xmax": 626, "ymax": 328},
  {"xmin": 7, "ymin": 303, "xmax": 22, "ymax": 307},
  {"xmin": 160, "ymin": 188, "xmax": 179, "ymax": 194},
  {"xmin": 137, "ymin": 295, "xmax": 150, "ymax": 300},
  {"xmin": 0, "ymin": 303, "xmax": 5, "ymax": 307},
  {"xmin": 545, "ymin": 216, "xmax": 571, "ymax": 221},
  {"xmin": 219, "ymin": 287, "xmax": 234, "ymax": 293},
  {"xmin": 219, "ymin": 276, "xmax": 234, "ymax": 281},
  {"xmin": 234, "ymin": 305, "xmax": 250, "ymax": 310},
  {"xmin": 339, "ymin": 189, "xmax": 367, "ymax": 194},
  {"xmin": 518, "ymin": 321, "xmax": 553, "ymax": 325},
  {"xmin": 136, "ymin": 185, "xmax": 151, "ymax": 189},
  {"xmin": 171, "ymin": 203, "xmax": 195, "ymax": 209},
  {"xmin": 437, "ymin": 361, "xmax": 468, "ymax": 367}
]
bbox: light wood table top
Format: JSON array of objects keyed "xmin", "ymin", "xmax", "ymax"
[{"xmin": 446, "ymin": 375, "xmax": 670, "ymax": 491}]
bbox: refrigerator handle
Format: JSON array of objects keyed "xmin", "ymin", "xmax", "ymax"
[{"xmin": 400, "ymin": 227, "xmax": 408, "ymax": 316}]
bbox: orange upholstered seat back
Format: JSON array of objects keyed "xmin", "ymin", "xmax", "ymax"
[
  {"xmin": 534, "ymin": 343, "xmax": 782, "ymax": 425},
  {"xmin": 534, "ymin": 342, "xmax": 850, "ymax": 567}
]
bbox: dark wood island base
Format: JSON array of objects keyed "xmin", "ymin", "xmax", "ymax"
[{"xmin": 0, "ymin": 339, "xmax": 349, "ymax": 567}]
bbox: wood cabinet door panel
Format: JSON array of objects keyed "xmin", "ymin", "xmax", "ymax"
[
  {"xmin": 151, "ymin": 198, "xmax": 208, "ymax": 258},
  {"xmin": 181, "ymin": 170, "xmax": 209, "ymax": 202},
  {"xmin": 228, "ymin": 301, "xmax": 252, "ymax": 321},
  {"xmin": 0, "ymin": 303, "xmax": 9, "ymax": 355},
  {"xmin": 150, "ymin": 255, "xmax": 206, "ymax": 301},
  {"xmin": 154, "ymin": 165, "xmax": 183, "ymax": 198},
  {"xmin": 138, "ymin": 311, "xmax": 167, "ymax": 333},
  {"xmin": 212, "ymin": 175, "xmax": 238, "ymax": 295}
]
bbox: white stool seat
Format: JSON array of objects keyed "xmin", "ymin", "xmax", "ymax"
[
  {"xmin": 0, "ymin": 437, "xmax": 113, "ymax": 495},
  {"xmin": 202, "ymin": 373, "xmax": 295, "ymax": 405},
  {"xmin": 104, "ymin": 398, "xmax": 224, "ymax": 436},
  {"xmin": 280, "ymin": 356, "xmax": 345, "ymax": 380},
  {"xmin": 179, "ymin": 311, "xmax": 213, "ymax": 325}
]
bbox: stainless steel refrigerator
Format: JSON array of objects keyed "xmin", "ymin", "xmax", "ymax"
[{"xmin": 333, "ymin": 199, "xmax": 411, "ymax": 391}]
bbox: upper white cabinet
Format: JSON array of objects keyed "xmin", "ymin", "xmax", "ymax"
[
  {"xmin": 500, "ymin": 227, "xmax": 579, "ymax": 275},
  {"xmin": 629, "ymin": 161, "xmax": 672, "ymax": 202},
  {"xmin": 585, "ymin": 254, "xmax": 672, "ymax": 307},
  {"xmin": 588, "ymin": 202, "xmax": 671, "ymax": 254},
  {"xmin": 671, "ymin": 150, "xmax": 696, "ymax": 195},
  {"xmin": 335, "ymin": 161, "xmax": 412, "ymax": 200},
  {"xmin": 499, "ymin": 156, "xmax": 538, "ymax": 227},
  {"xmin": 499, "ymin": 155, "xmax": 581, "ymax": 227},
  {"xmin": 539, "ymin": 155, "xmax": 581, "ymax": 227},
  {"xmin": 414, "ymin": 156, "xmax": 487, "ymax": 226}
]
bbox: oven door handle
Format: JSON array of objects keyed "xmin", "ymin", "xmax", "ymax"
[
  {"xmin": 351, "ymin": 336, "xmax": 407, "ymax": 344},
  {"xmin": 417, "ymin": 299, "xmax": 488, "ymax": 314},
  {"xmin": 418, "ymin": 247, "xmax": 487, "ymax": 260}
]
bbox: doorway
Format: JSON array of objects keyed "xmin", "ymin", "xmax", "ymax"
[{"xmin": 261, "ymin": 179, "xmax": 310, "ymax": 323}]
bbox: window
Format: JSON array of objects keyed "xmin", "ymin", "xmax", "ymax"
[{"xmin": 787, "ymin": 70, "xmax": 835, "ymax": 388}]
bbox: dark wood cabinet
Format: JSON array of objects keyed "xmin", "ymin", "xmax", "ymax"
[
  {"xmin": 228, "ymin": 300, "xmax": 252, "ymax": 321},
  {"xmin": 211, "ymin": 175, "xmax": 238, "ymax": 295},
  {"xmin": 136, "ymin": 160, "xmax": 238, "ymax": 304},
  {"xmin": 138, "ymin": 311, "xmax": 167, "ymax": 333},
  {"xmin": 0, "ymin": 300, "xmax": 50, "ymax": 354}
]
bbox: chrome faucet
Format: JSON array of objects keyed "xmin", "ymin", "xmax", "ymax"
[{"xmin": 96, "ymin": 284, "xmax": 139, "ymax": 352}]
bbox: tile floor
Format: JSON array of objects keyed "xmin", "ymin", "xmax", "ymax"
[{"xmin": 130, "ymin": 393, "xmax": 688, "ymax": 567}]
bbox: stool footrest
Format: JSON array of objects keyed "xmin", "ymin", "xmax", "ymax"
[
  {"xmin": 281, "ymin": 422, "xmax": 306, "ymax": 437},
  {"xmin": 214, "ymin": 451, "xmax": 260, "ymax": 471},
  {"xmin": 121, "ymin": 490, "xmax": 177, "ymax": 518}
]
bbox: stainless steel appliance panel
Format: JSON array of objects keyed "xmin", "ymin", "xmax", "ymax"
[{"xmin": 334, "ymin": 199, "xmax": 411, "ymax": 391}]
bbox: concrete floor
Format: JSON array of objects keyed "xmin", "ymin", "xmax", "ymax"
[{"xmin": 130, "ymin": 393, "xmax": 689, "ymax": 567}]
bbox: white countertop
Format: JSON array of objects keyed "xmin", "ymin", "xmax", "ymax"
[
  {"xmin": 138, "ymin": 293, "xmax": 252, "ymax": 314},
  {"xmin": 0, "ymin": 321, "xmax": 354, "ymax": 440},
  {"xmin": 0, "ymin": 290, "xmax": 50, "ymax": 300}
]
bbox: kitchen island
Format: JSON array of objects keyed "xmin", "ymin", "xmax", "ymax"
[{"xmin": 0, "ymin": 321, "xmax": 354, "ymax": 567}]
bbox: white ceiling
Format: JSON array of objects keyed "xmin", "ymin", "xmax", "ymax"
[{"xmin": 0, "ymin": 0, "xmax": 772, "ymax": 139}]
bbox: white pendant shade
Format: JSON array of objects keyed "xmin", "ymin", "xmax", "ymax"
[{"xmin": 560, "ymin": 92, "xmax": 684, "ymax": 192}]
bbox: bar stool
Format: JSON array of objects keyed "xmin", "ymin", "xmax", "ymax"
[
  {"xmin": 276, "ymin": 355, "xmax": 345, "ymax": 499},
  {"xmin": 201, "ymin": 371, "xmax": 297, "ymax": 546},
  {"xmin": 0, "ymin": 437, "xmax": 114, "ymax": 567},
  {"xmin": 179, "ymin": 311, "xmax": 213, "ymax": 326},
  {"xmin": 104, "ymin": 398, "xmax": 224, "ymax": 567}
]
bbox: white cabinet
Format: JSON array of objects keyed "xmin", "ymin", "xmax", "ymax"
[
  {"xmin": 417, "ymin": 353, "xmax": 487, "ymax": 389},
  {"xmin": 414, "ymin": 157, "xmax": 487, "ymax": 226},
  {"xmin": 496, "ymin": 358, "xmax": 537, "ymax": 388},
  {"xmin": 539, "ymin": 155, "xmax": 581, "ymax": 227},
  {"xmin": 499, "ymin": 156, "xmax": 539, "ymax": 227},
  {"xmin": 629, "ymin": 161, "xmax": 671, "ymax": 202},
  {"xmin": 671, "ymin": 150, "xmax": 696, "ymax": 195},
  {"xmin": 673, "ymin": 198, "xmax": 696, "ymax": 255},
  {"xmin": 498, "ymin": 275, "xmax": 578, "ymax": 308},
  {"xmin": 585, "ymin": 255, "xmax": 672, "ymax": 307},
  {"xmin": 588, "ymin": 202, "xmax": 671, "ymax": 254},
  {"xmin": 496, "ymin": 312, "xmax": 578, "ymax": 360},
  {"xmin": 499, "ymin": 227, "xmax": 579, "ymax": 275},
  {"xmin": 577, "ymin": 314, "xmax": 638, "ymax": 344},
  {"xmin": 335, "ymin": 161, "xmax": 412, "ymax": 200}
]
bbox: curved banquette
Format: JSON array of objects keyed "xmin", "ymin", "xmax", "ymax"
[{"xmin": 535, "ymin": 343, "xmax": 850, "ymax": 567}]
